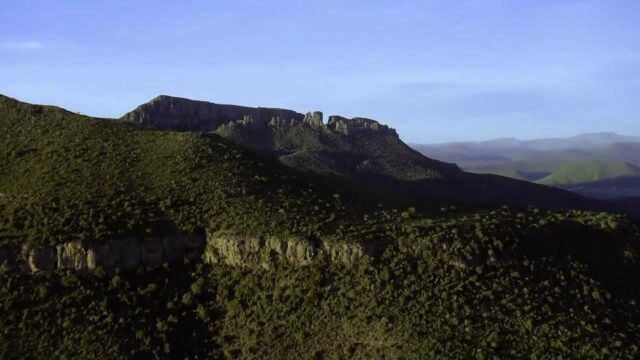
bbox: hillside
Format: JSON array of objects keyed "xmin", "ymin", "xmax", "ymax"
[
  {"xmin": 0, "ymin": 94, "xmax": 389, "ymax": 248},
  {"xmin": 537, "ymin": 162, "xmax": 640, "ymax": 185},
  {"xmin": 122, "ymin": 95, "xmax": 601, "ymax": 211},
  {"xmin": 1, "ymin": 95, "xmax": 640, "ymax": 358}
]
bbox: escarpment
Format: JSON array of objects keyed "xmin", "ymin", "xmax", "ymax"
[
  {"xmin": 0, "ymin": 230, "xmax": 206, "ymax": 273},
  {"xmin": 122, "ymin": 95, "xmax": 399, "ymax": 137},
  {"xmin": 0, "ymin": 231, "xmax": 387, "ymax": 274},
  {"xmin": 121, "ymin": 95, "xmax": 306, "ymax": 132},
  {"xmin": 203, "ymin": 232, "xmax": 387, "ymax": 268}
]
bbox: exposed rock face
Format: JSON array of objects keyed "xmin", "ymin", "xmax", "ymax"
[
  {"xmin": 303, "ymin": 111, "xmax": 323, "ymax": 127},
  {"xmin": 16, "ymin": 230, "xmax": 206, "ymax": 274},
  {"xmin": 203, "ymin": 232, "xmax": 386, "ymax": 268},
  {"xmin": 327, "ymin": 116, "xmax": 397, "ymax": 136},
  {"xmin": 122, "ymin": 95, "xmax": 305, "ymax": 132},
  {"xmin": 57, "ymin": 242, "xmax": 89, "ymax": 271},
  {"xmin": 122, "ymin": 96, "xmax": 398, "ymax": 137},
  {"xmin": 10, "ymin": 228, "xmax": 386, "ymax": 274}
]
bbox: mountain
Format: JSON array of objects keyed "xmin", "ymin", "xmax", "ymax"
[
  {"xmin": 123, "ymin": 95, "xmax": 462, "ymax": 181},
  {"xmin": 413, "ymin": 133, "xmax": 640, "ymax": 169},
  {"xmin": 413, "ymin": 135, "xmax": 640, "ymax": 199},
  {"xmin": 537, "ymin": 161, "xmax": 640, "ymax": 185},
  {"xmin": 122, "ymin": 95, "xmax": 601, "ymax": 211},
  {"xmin": 2, "ymin": 94, "xmax": 640, "ymax": 358},
  {"xmin": 417, "ymin": 132, "xmax": 640, "ymax": 155}
]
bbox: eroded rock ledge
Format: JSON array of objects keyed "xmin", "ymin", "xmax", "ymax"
[
  {"xmin": 203, "ymin": 232, "xmax": 387, "ymax": 268},
  {"xmin": 121, "ymin": 95, "xmax": 397, "ymax": 137},
  {"xmin": 0, "ymin": 231, "xmax": 205, "ymax": 273},
  {"xmin": 0, "ymin": 230, "xmax": 387, "ymax": 274}
]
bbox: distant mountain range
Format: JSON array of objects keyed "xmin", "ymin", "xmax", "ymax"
[{"xmin": 412, "ymin": 133, "xmax": 640, "ymax": 199}]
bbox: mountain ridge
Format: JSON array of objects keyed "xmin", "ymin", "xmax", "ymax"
[
  {"xmin": 122, "ymin": 95, "xmax": 463, "ymax": 182},
  {"xmin": 120, "ymin": 94, "xmax": 609, "ymax": 212},
  {"xmin": 122, "ymin": 94, "xmax": 400, "ymax": 138}
]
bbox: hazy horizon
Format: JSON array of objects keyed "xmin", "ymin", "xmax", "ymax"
[{"xmin": 2, "ymin": 0, "xmax": 639, "ymax": 143}]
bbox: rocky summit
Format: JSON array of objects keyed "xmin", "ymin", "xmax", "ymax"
[{"xmin": 122, "ymin": 95, "xmax": 397, "ymax": 137}]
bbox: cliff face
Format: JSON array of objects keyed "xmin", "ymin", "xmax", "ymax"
[
  {"xmin": 203, "ymin": 232, "xmax": 387, "ymax": 268},
  {"xmin": 0, "ymin": 231, "xmax": 387, "ymax": 274},
  {"xmin": 1, "ymin": 231, "xmax": 206, "ymax": 273},
  {"xmin": 122, "ymin": 95, "xmax": 306, "ymax": 132},
  {"xmin": 327, "ymin": 115, "xmax": 397, "ymax": 136},
  {"xmin": 121, "ymin": 95, "xmax": 400, "ymax": 138}
]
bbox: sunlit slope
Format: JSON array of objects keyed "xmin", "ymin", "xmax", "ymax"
[{"xmin": 537, "ymin": 161, "xmax": 640, "ymax": 185}]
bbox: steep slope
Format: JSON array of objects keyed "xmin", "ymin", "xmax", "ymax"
[
  {"xmin": 122, "ymin": 95, "xmax": 601, "ymax": 211},
  {"xmin": 537, "ymin": 161, "xmax": 640, "ymax": 185}
]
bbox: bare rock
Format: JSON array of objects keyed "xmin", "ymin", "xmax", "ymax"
[
  {"xmin": 57, "ymin": 242, "xmax": 89, "ymax": 271},
  {"xmin": 303, "ymin": 111, "xmax": 323, "ymax": 127}
]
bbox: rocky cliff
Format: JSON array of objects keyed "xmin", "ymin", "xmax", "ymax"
[
  {"xmin": 121, "ymin": 95, "xmax": 399, "ymax": 137},
  {"xmin": 0, "ymin": 231, "xmax": 387, "ymax": 274},
  {"xmin": 122, "ymin": 95, "xmax": 306, "ymax": 132},
  {"xmin": 203, "ymin": 231, "xmax": 387, "ymax": 268},
  {"xmin": 0, "ymin": 230, "xmax": 206, "ymax": 273},
  {"xmin": 327, "ymin": 115, "xmax": 397, "ymax": 136}
]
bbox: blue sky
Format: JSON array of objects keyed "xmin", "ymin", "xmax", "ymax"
[{"xmin": 1, "ymin": 0, "xmax": 639, "ymax": 143}]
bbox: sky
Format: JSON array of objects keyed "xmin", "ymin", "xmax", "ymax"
[{"xmin": 1, "ymin": 0, "xmax": 639, "ymax": 143}]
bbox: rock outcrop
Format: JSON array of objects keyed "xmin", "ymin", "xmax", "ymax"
[
  {"xmin": 122, "ymin": 95, "xmax": 305, "ymax": 132},
  {"xmin": 326, "ymin": 115, "xmax": 397, "ymax": 136},
  {"xmin": 303, "ymin": 111, "xmax": 323, "ymax": 127},
  {"xmin": 8, "ymin": 230, "xmax": 206, "ymax": 274},
  {"xmin": 122, "ymin": 95, "xmax": 397, "ymax": 137},
  {"xmin": 203, "ymin": 232, "xmax": 387, "ymax": 268},
  {"xmin": 2, "ymin": 230, "xmax": 387, "ymax": 274}
]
